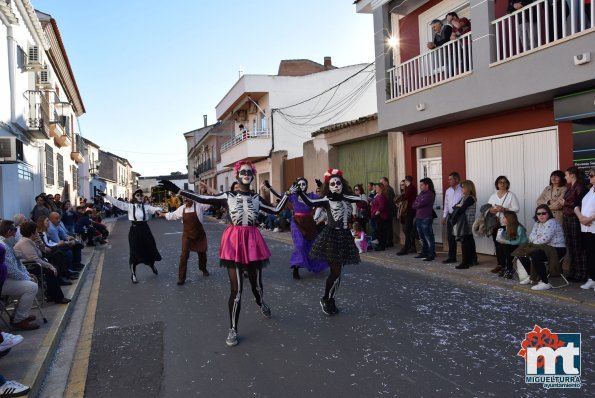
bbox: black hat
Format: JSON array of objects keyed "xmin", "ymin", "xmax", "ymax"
[{"xmin": 133, "ymin": 189, "xmax": 143, "ymax": 196}]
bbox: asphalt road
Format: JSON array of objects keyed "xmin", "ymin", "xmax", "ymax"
[{"xmin": 83, "ymin": 216, "xmax": 593, "ymax": 397}]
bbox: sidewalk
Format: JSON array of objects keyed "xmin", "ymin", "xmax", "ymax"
[
  {"xmin": 0, "ymin": 218, "xmax": 115, "ymax": 397},
  {"xmin": 260, "ymin": 227, "xmax": 595, "ymax": 314}
]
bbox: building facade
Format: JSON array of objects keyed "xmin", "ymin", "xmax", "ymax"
[{"xmin": 357, "ymin": 0, "xmax": 595, "ymax": 250}]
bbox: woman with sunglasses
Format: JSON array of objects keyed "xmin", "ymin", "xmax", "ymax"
[
  {"xmin": 295, "ymin": 169, "xmax": 364, "ymax": 316},
  {"xmin": 576, "ymin": 168, "xmax": 595, "ymax": 290},
  {"xmin": 519, "ymin": 205, "xmax": 566, "ymax": 291},
  {"xmin": 159, "ymin": 161, "xmax": 289, "ymax": 347}
]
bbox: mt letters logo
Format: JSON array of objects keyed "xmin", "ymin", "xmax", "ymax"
[{"xmin": 518, "ymin": 325, "xmax": 581, "ymax": 389}]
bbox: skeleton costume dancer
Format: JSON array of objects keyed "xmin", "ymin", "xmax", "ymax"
[
  {"xmin": 159, "ymin": 161, "xmax": 288, "ymax": 347},
  {"xmin": 160, "ymin": 198, "xmax": 211, "ymax": 285},
  {"xmin": 294, "ymin": 169, "xmax": 363, "ymax": 315},
  {"xmin": 268, "ymin": 178, "xmax": 328, "ymax": 279},
  {"xmin": 101, "ymin": 189, "xmax": 162, "ymax": 283}
]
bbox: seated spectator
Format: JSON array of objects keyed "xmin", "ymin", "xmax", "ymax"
[
  {"xmin": 513, "ymin": 205, "xmax": 566, "ymax": 291},
  {"xmin": 495, "ymin": 211, "xmax": 528, "ymax": 279},
  {"xmin": 89, "ymin": 212, "xmax": 109, "ymax": 243},
  {"xmin": 14, "ymin": 221, "xmax": 71, "ymax": 304},
  {"xmin": 38, "ymin": 216, "xmax": 79, "ymax": 279},
  {"xmin": 75, "ymin": 208, "xmax": 99, "ymax": 246},
  {"xmin": 12, "ymin": 214, "xmax": 27, "ymax": 242},
  {"xmin": 48, "ymin": 212, "xmax": 85, "ymax": 268},
  {"xmin": 427, "ymin": 19, "xmax": 452, "ymax": 50},
  {"xmin": 0, "ymin": 221, "xmax": 39, "ymax": 331}
]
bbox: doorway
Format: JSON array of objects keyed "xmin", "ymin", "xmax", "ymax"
[{"xmin": 417, "ymin": 145, "xmax": 443, "ymax": 243}]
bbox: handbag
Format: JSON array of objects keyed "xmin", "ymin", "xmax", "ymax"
[{"xmin": 432, "ymin": 209, "xmax": 438, "ymax": 219}]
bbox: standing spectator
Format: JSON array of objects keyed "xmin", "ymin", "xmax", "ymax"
[
  {"xmin": 367, "ymin": 182, "xmax": 376, "ymax": 202},
  {"xmin": 577, "ymin": 169, "xmax": 595, "ymax": 289},
  {"xmin": 558, "ymin": 166, "xmax": 587, "ymax": 282},
  {"xmin": 452, "ymin": 180, "xmax": 477, "ymax": 269},
  {"xmin": 371, "ymin": 183, "xmax": 390, "ymax": 251},
  {"xmin": 412, "ymin": 178, "xmax": 437, "ymax": 261},
  {"xmin": 380, "ymin": 177, "xmax": 396, "ymax": 247},
  {"xmin": 547, "ymin": 0, "xmax": 569, "ymax": 42},
  {"xmin": 488, "ymin": 176, "xmax": 520, "ymax": 274},
  {"xmin": 396, "ymin": 176, "xmax": 418, "ymax": 255},
  {"xmin": 53, "ymin": 194, "xmax": 63, "ymax": 216},
  {"xmin": 426, "ymin": 19, "xmax": 452, "ymax": 50},
  {"xmin": 536, "ymin": 170, "xmax": 567, "ymax": 224},
  {"xmin": 30, "ymin": 194, "xmax": 50, "ymax": 223},
  {"xmin": 496, "ymin": 211, "xmax": 529, "ymax": 279},
  {"xmin": 442, "ymin": 172, "xmax": 464, "ymax": 264}
]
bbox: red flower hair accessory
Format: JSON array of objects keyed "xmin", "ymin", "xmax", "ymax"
[
  {"xmin": 323, "ymin": 168, "xmax": 343, "ymax": 184},
  {"xmin": 233, "ymin": 160, "xmax": 257, "ymax": 175}
]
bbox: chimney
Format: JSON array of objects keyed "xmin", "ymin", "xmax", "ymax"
[
  {"xmin": 203, "ymin": 115, "xmax": 207, "ymax": 127},
  {"xmin": 324, "ymin": 56, "xmax": 332, "ymax": 69}
]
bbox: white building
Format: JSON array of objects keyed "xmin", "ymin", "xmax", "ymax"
[
  {"xmin": 0, "ymin": 1, "xmax": 85, "ymax": 218},
  {"xmin": 214, "ymin": 57, "xmax": 377, "ymax": 192}
]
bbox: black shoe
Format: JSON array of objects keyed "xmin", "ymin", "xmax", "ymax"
[
  {"xmin": 504, "ymin": 270, "xmax": 514, "ymax": 279},
  {"xmin": 455, "ymin": 263, "xmax": 469, "ymax": 269},
  {"xmin": 327, "ymin": 298, "xmax": 339, "ymax": 314},
  {"xmin": 320, "ymin": 297, "xmax": 332, "ymax": 315},
  {"xmin": 413, "ymin": 254, "xmax": 426, "ymax": 259},
  {"xmin": 177, "ymin": 280, "xmax": 185, "ymax": 285},
  {"xmin": 422, "ymin": 256, "xmax": 435, "ymax": 262},
  {"xmin": 292, "ymin": 267, "xmax": 300, "ymax": 280},
  {"xmin": 498, "ymin": 269, "xmax": 505, "ymax": 277},
  {"xmin": 202, "ymin": 270, "xmax": 210, "ymax": 277},
  {"xmin": 442, "ymin": 258, "xmax": 457, "ymax": 264},
  {"xmin": 150, "ymin": 264, "xmax": 158, "ymax": 275},
  {"xmin": 396, "ymin": 250, "xmax": 408, "ymax": 256}
]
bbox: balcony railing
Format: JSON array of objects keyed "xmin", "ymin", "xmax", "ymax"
[
  {"xmin": 23, "ymin": 90, "xmax": 50, "ymax": 139},
  {"xmin": 387, "ymin": 33, "xmax": 473, "ymax": 101},
  {"xmin": 221, "ymin": 129, "xmax": 270, "ymax": 153},
  {"xmin": 492, "ymin": 0, "xmax": 594, "ymax": 63}
]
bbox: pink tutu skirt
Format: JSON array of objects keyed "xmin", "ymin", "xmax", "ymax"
[{"xmin": 219, "ymin": 225, "xmax": 271, "ymax": 265}]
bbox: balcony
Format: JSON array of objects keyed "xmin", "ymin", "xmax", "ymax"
[
  {"xmin": 70, "ymin": 151, "xmax": 85, "ymax": 164},
  {"xmin": 493, "ymin": 0, "xmax": 594, "ymax": 64},
  {"xmin": 23, "ymin": 90, "xmax": 50, "ymax": 139},
  {"xmin": 387, "ymin": 33, "xmax": 473, "ymax": 101},
  {"xmin": 220, "ymin": 129, "xmax": 271, "ymax": 167}
]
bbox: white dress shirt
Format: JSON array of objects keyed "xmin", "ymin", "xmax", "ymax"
[{"xmin": 443, "ymin": 185, "xmax": 464, "ymax": 219}]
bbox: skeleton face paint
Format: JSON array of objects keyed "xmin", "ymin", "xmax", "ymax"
[
  {"xmin": 237, "ymin": 164, "xmax": 254, "ymax": 186},
  {"xmin": 329, "ymin": 176, "xmax": 343, "ymax": 194},
  {"xmin": 297, "ymin": 179, "xmax": 308, "ymax": 192},
  {"xmin": 134, "ymin": 193, "xmax": 143, "ymax": 201}
]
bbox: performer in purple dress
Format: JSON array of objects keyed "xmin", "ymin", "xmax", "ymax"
[
  {"xmin": 159, "ymin": 161, "xmax": 288, "ymax": 347},
  {"xmin": 268, "ymin": 178, "xmax": 328, "ymax": 279}
]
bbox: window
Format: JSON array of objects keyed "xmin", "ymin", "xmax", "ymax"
[
  {"xmin": 18, "ymin": 163, "xmax": 32, "ymax": 181},
  {"xmin": 260, "ymin": 112, "xmax": 267, "ymax": 131},
  {"xmin": 418, "ymin": 0, "xmax": 470, "ymax": 53},
  {"xmin": 72, "ymin": 165, "xmax": 79, "ymax": 193},
  {"xmin": 16, "ymin": 46, "xmax": 25, "ymax": 71},
  {"xmin": 57, "ymin": 153, "xmax": 64, "ymax": 188},
  {"xmin": 45, "ymin": 144, "xmax": 54, "ymax": 185}
]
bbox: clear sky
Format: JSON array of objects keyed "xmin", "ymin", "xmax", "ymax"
[{"xmin": 32, "ymin": 0, "xmax": 374, "ymax": 177}]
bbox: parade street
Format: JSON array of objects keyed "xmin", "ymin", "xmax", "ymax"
[{"xmin": 43, "ymin": 217, "xmax": 593, "ymax": 398}]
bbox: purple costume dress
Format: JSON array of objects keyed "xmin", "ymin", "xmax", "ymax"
[{"xmin": 288, "ymin": 193, "xmax": 329, "ymax": 272}]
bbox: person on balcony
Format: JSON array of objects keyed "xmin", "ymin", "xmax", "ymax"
[
  {"xmin": 426, "ymin": 19, "xmax": 452, "ymax": 50},
  {"xmin": 508, "ymin": 1, "xmax": 538, "ymax": 51}
]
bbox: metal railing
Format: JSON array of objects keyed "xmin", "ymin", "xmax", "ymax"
[
  {"xmin": 221, "ymin": 129, "xmax": 270, "ymax": 152},
  {"xmin": 387, "ymin": 32, "xmax": 473, "ymax": 100},
  {"xmin": 492, "ymin": 0, "xmax": 594, "ymax": 62},
  {"xmin": 24, "ymin": 90, "xmax": 48, "ymax": 130}
]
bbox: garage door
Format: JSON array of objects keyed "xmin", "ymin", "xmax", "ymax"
[
  {"xmin": 466, "ymin": 128, "xmax": 559, "ymax": 254},
  {"xmin": 338, "ymin": 135, "xmax": 388, "ymax": 188}
]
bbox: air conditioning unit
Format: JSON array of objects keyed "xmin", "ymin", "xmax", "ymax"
[
  {"xmin": 26, "ymin": 46, "xmax": 44, "ymax": 71},
  {"xmin": 36, "ymin": 68, "xmax": 52, "ymax": 90},
  {"xmin": 248, "ymin": 102, "xmax": 258, "ymax": 114},
  {"xmin": 0, "ymin": 137, "xmax": 25, "ymax": 163}
]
